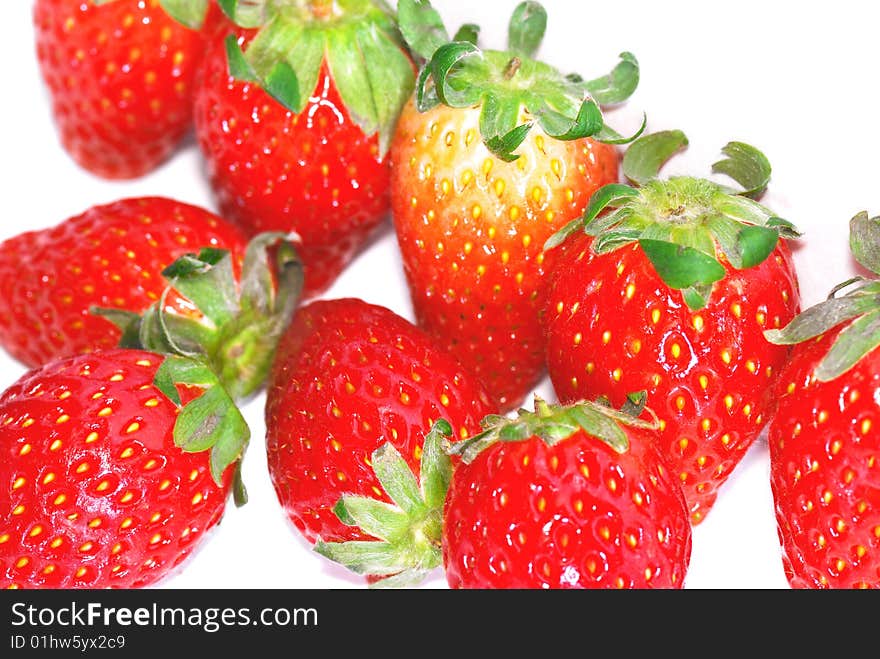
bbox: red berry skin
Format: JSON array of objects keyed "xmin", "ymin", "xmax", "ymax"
[
  {"xmin": 443, "ymin": 426, "xmax": 692, "ymax": 589},
  {"xmin": 193, "ymin": 19, "xmax": 395, "ymax": 299},
  {"xmin": 543, "ymin": 235, "xmax": 800, "ymax": 524},
  {"xmin": 0, "ymin": 349, "xmax": 231, "ymax": 589},
  {"xmin": 33, "ymin": 0, "xmax": 207, "ymax": 179},
  {"xmin": 0, "ymin": 197, "xmax": 248, "ymax": 369},
  {"xmin": 265, "ymin": 298, "xmax": 495, "ymax": 545},
  {"xmin": 769, "ymin": 333, "xmax": 880, "ymax": 589},
  {"xmin": 389, "ymin": 101, "xmax": 620, "ymax": 412}
]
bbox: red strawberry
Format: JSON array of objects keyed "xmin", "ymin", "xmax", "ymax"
[
  {"xmin": 442, "ymin": 397, "xmax": 692, "ymax": 589},
  {"xmin": 0, "ymin": 197, "xmax": 304, "ymax": 406},
  {"xmin": 390, "ymin": 0, "xmax": 639, "ymax": 411},
  {"xmin": 264, "ymin": 297, "xmax": 495, "ymax": 583},
  {"xmin": 33, "ymin": 0, "xmax": 215, "ymax": 179},
  {"xmin": 0, "ymin": 197, "xmax": 248, "ymax": 369},
  {"xmin": 765, "ymin": 211, "xmax": 880, "ymax": 588},
  {"xmin": 0, "ymin": 349, "xmax": 241, "ymax": 589},
  {"xmin": 192, "ymin": 1, "xmax": 416, "ymax": 298},
  {"xmin": 542, "ymin": 133, "xmax": 801, "ymax": 524},
  {"xmin": 0, "ymin": 224, "xmax": 304, "ymax": 589}
]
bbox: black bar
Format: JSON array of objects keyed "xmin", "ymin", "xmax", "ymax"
[{"xmin": 0, "ymin": 588, "xmax": 868, "ymax": 654}]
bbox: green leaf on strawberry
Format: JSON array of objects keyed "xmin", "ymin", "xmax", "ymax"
[
  {"xmin": 154, "ymin": 356, "xmax": 251, "ymax": 497},
  {"xmin": 453, "ymin": 23, "xmax": 480, "ymax": 44},
  {"xmin": 547, "ymin": 131, "xmax": 801, "ymax": 310},
  {"xmin": 507, "ymin": 1, "xmax": 547, "ymax": 58},
  {"xmin": 712, "ymin": 141, "xmax": 773, "ymax": 199},
  {"xmin": 817, "ymin": 310, "xmax": 880, "ymax": 381},
  {"xmin": 397, "ymin": 0, "xmax": 450, "ymax": 59},
  {"xmin": 95, "ymin": 233, "xmax": 303, "ymax": 403},
  {"xmin": 314, "ymin": 420, "xmax": 454, "ymax": 588},
  {"xmin": 637, "ymin": 239, "xmax": 727, "ymax": 305},
  {"xmin": 217, "ymin": 0, "xmax": 268, "ymax": 26},
  {"xmin": 219, "ymin": 0, "xmax": 415, "ymax": 154},
  {"xmin": 448, "ymin": 396, "xmax": 658, "ymax": 464},
  {"xmin": 159, "ymin": 0, "xmax": 211, "ymax": 29},
  {"xmin": 582, "ymin": 50, "xmax": 641, "ymax": 105},
  {"xmin": 849, "ymin": 210, "xmax": 880, "ymax": 273},
  {"xmin": 401, "ymin": 0, "xmax": 640, "ymax": 160},
  {"xmin": 93, "ymin": 0, "xmax": 211, "ymax": 29},
  {"xmin": 622, "ymin": 129, "xmax": 689, "ymax": 186},
  {"xmin": 766, "ymin": 211, "xmax": 880, "ymax": 382}
]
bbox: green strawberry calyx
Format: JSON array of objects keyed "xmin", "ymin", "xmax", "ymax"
[
  {"xmin": 765, "ymin": 211, "xmax": 880, "ymax": 382},
  {"xmin": 315, "ymin": 420, "xmax": 453, "ymax": 588},
  {"xmin": 93, "ymin": 233, "xmax": 303, "ymax": 499},
  {"xmin": 545, "ymin": 130, "xmax": 801, "ymax": 310},
  {"xmin": 397, "ymin": 0, "xmax": 643, "ymax": 162},
  {"xmin": 447, "ymin": 394, "xmax": 657, "ymax": 465},
  {"xmin": 218, "ymin": 0, "xmax": 415, "ymax": 155},
  {"xmin": 96, "ymin": 232, "xmax": 303, "ymax": 401},
  {"xmin": 153, "ymin": 356, "xmax": 252, "ymax": 502},
  {"xmin": 92, "ymin": 0, "xmax": 211, "ymax": 30}
]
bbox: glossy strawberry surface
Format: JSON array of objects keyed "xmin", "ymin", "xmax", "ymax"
[
  {"xmin": 0, "ymin": 197, "xmax": 248, "ymax": 369},
  {"xmin": 769, "ymin": 332, "xmax": 880, "ymax": 588},
  {"xmin": 33, "ymin": 0, "xmax": 206, "ymax": 179},
  {"xmin": 265, "ymin": 298, "xmax": 495, "ymax": 545},
  {"xmin": 544, "ymin": 235, "xmax": 800, "ymax": 524},
  {"xmin": 0, "ymin": 349, "xmax": 230, "ymax": 589},
  {"xmin": 390, "ymin": 100, "xmax": 619, "ymax": 411},
  {"xmin": 443, "ymin": 425, "xmax": 692, "ymax": 589},
  {"xmin": 193, "ymin": 19, "xmax": 395, "ymax": 299}
]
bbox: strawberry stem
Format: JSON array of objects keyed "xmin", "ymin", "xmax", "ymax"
[
  {"xmin": 535, "ymin": 396, "xmax": 554, "ymax": 418},
  {"xmin": 504, "ymin": 56, "xmax": 522, "ymax": 79}
]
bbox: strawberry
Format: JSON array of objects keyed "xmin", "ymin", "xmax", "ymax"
[
  {"xmin": 0, "ymin": 348, "xmax": 242, "ymax": 589},
  {"xmin": 389, "ymin": 0, "xmax": 640, "ymax": 411},
  {"xmin": 0, "ymin": 196, "xmax": 305, "ymax": 404},
  {"xmin": 542, "ymin": 132, "xmax": 801, "ymax": 524},
  {"xmin": 764, "ymin": 212, "xmax": 880, "ymax": 588},
  {"xmin": 0, "ymin": 225, "xmax": 305, "ymax": 589},
  {"xmin": 0, "ymin": 197, "xmax": 248, "ymax": 370},
  {"xmin": 264, "ymin": 297, "xmax": 495, "ymax": 583},
  {"xmin": 33, "ymin": 0, "xmax": 215, "ymax": 179},
  {"xmin": 441, "ymin": 397, "xmax": 692, "ymax": 589},
  {"xmin": 191, "ymin": 0, "xmax": 416, "ymax": 298}
]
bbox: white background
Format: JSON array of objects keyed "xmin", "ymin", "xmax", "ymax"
[{"xmin": 2, "ymin": 0, "xmax": 878, "ymax": 589}]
